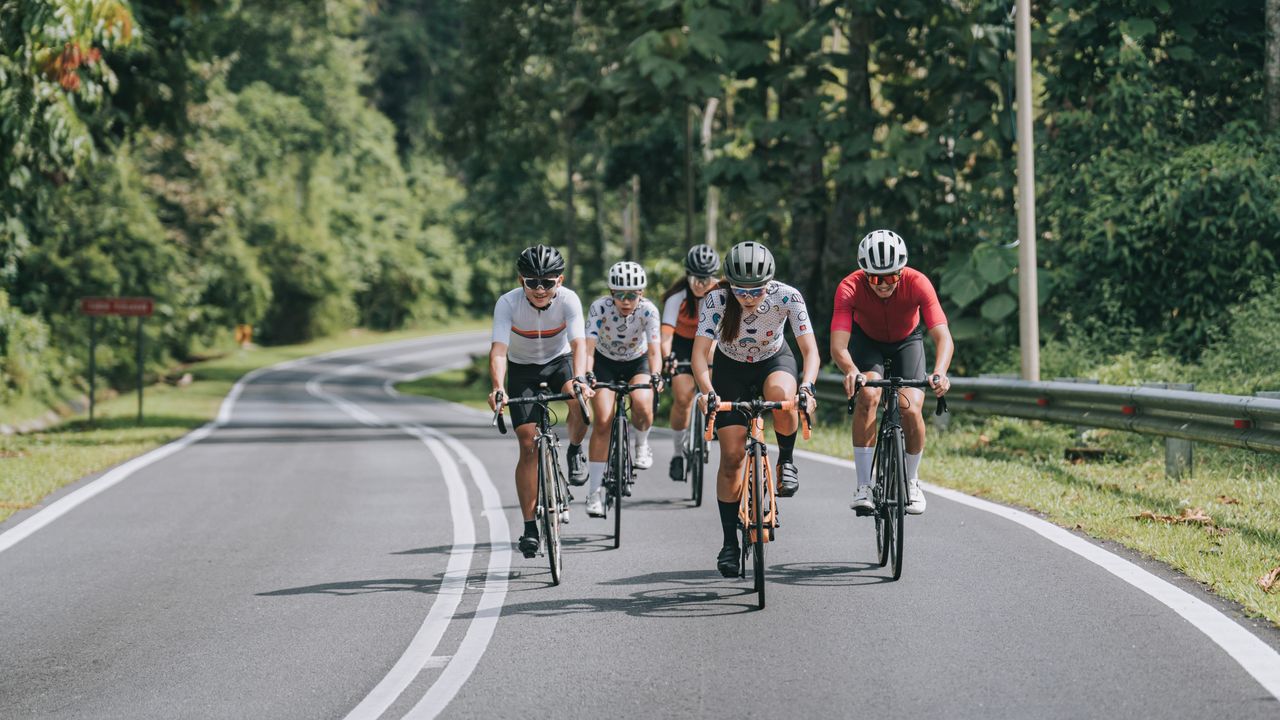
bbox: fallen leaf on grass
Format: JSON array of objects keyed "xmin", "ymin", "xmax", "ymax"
[
  {"xmin": 1216, "ymin": 495, "xmax": 1240, "ymax": 505},
  {"xmin": 1133, "ymin": 507, "xmax": 1215, "ymax": 526},
  {"xmin": 0, "ymin": 450, "xmax": 27, "ymax": 459},
  {"xmin": 1204, "ymin": 526, "xmax": 1233, "ymax": 537},
  {"xmin": 1259, "ymin": 566, "xmax": 1280, "ymax": 593}
]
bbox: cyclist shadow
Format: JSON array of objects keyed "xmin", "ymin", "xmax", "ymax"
[
  {"xmin": 766, "ymin": 561, "xmax": 895, "ymax": 586},
  {"xmin": 558, "ymin": 532, "xmax": 615, "ymax": 554},
  {"xmin": 481, "ymin": 571, "xmax": 757, "ymax": 618},
  {"xmin": 620, "ymin": 498, "xmax": 695, "ymax": 512}
]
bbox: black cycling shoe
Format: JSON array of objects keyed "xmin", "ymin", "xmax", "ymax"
[
  {"xmin": 517, "ymin": 534, "xmax": 540, "ymax": 558},
  {"xmin": 669, "ymin": 455, "xmax": 686, "ymax": 482},
  {"xmin": 776, "ymin": 461, "xmax": 799, "ymax": 497},
  {"xmin": 716, "ymin": 543, "xmax": 741, "ymax": 578},
  {"xmin": 567, "ymin": 447, "xmax": 588, "ymax": 486}
]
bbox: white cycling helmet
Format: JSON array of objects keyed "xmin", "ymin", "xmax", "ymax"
[
  {"xmin": 607, "ymin": 261, "xmax": 647, "ymax": 291},
  {"xmin": 857, "ymin": 229, "xmax": 908, "ymax": 274}
]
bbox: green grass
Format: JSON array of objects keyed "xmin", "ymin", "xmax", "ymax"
[
  {"xmin": 0, "ymin": 320, "xmax": 487, "ymax": 524},
  {"xmin": 400, "ymin": 355, "xmax": 1280, "ymax": 627}
]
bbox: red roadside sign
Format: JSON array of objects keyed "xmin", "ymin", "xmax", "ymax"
[{"xmin": 79, "ymin": 297, "xmax": 155, "ymax": 317}]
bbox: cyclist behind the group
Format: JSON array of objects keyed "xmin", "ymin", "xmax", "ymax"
[
  {"xmin": 659, "ymin": 244, "xmax": 721, "ymax": 482},
  {"xmin": 692, "ymin": 241, "xmax": 819, "ymax": 578},
  {"xmin": 830, "ymin": 229, "xmax": 954, "ymax": 516},
  {"xmin": 582, "ymin": 261, "xmax": 664, "ymax": 517},
  {"xmin": 487, "ymin": 244, "xmax": 596, "ymax": 558}
]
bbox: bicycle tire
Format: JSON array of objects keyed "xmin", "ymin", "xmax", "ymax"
[
  {"xmin": 611, "ymin": 416, "xmax": 627, "ymax": 549},
  {"xmin": 874, "ymin": 441, "xmax": 890, "ymax": 568},
  {"xmin": 540, "ymin": 439, "xmax": 562, "ymax": 585},
  {"xmin": 889, "ymin": 426, "xmax": 907, "ymax": 580},
  {"xmin": 690, "ymin": 405, "xmax": 704, "ymax": 506},
  {"xmin": 752, "ymin": 444, "xmax": 766, "ymax": 609}
]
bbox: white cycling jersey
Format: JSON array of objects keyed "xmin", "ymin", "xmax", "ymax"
[
  {"xmin": 696, "ymin": 281, "xmax": 813, "ymax": 363},
  {"xmin": 492, "ymin": 287, "xmax": 586, "ymax": 365},
  {"xmin": 586, "ymin": 296, "xmax": 661, "ymax": 362}
]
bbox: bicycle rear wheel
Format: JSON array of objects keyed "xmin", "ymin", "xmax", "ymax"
[
  {"xmin": 539, "ymin": 440, "xmax": 562, "ymax": 585},
  {"xmin": 751, "ymin": 445, "xmax": 766, "ymax": 609}
]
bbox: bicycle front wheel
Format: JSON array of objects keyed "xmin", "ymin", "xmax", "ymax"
[
  {"xmin": 611, "ymin": 419, "xmax": 627, "ymax": 549},
  {"xmin": 751, "ymin": 445, "xmax": 766, "ymax": 609},
  {"xmin": 887, "ymin": 426, "xmax": 907, "ymax": 580},
  {"xmin": 874, "ymin": 444, "xmax": 890, "ymax": 568},
  {"xmin": 540, "ymin": 440, "xmax": 562, "ymax": 585},
  {"xmin": 690, "ymin": 406, "xmax": 705, "ymax": 506}
]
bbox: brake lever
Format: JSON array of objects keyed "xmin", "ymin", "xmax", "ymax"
[{"xmin": 492, "ymin": 391, "xmax": 507, "ymax": 434}]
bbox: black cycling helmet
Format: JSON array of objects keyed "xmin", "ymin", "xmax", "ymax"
[
  {"xmin": 684, "ymin": 244, "xmax": 721, "ymax": 277},
  {"xmin": 516, "ymin": 244, "xmax": 566, "ymax": 277},
  {"xmin": 724, "ymin": 241, "xmax": 775, "ymax": 287}
]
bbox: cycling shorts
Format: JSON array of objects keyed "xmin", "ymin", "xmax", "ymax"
[
  {"xmin": 593, "ymin": 351, "xmax": 650, "ymax": 385},
  {"xmin": 507, "ymin": 353, "xmax": 575, "ymax": 428},
  {"xmin": 710, "ymin": 343, "xmax": 797, "ymax": 429},
  {"xmin": 849, "ymin": 321, "xmax": 926, "ymax": 380}
]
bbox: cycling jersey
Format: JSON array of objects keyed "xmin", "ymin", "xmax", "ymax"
[
  {"xmin": 830, "ymin": 267, "xmax": 947, "ymax": 344},
  {"xmin": 661, "ymin": 288, "xmax": 700, "ymax": 340},
  {"xmin": 696, "ymin": 282, "xmax": 813, "ymax": 363},
  {"xmin": 586, "ymin": 297, "xmax": 661, "ymax": 362},
  {"xmin": 492, "ymin": 287, "xmax": 586, "ymax": 364}
]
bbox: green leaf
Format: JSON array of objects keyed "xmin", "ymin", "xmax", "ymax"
[
  {"xmin": 943, "ymin": 272, "xmax": 985, "ymax": 309},
  {"xmin": 981, "ymin": 293, "xmax": 1018, "ymax": 322},
  {"xmin": 948, "ymin": 318, "xmax": 986, "ymax": 341},
  {"xmin": 1122, "ymin": 18, "xmax": 1157, "ymax": 41}
]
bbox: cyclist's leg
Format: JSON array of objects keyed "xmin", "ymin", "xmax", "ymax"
[
  {"xmin": 849, "ymin": 326, "xmax": 887, "ymax": 503},
  {"xmin": 669, "ymin": 373, "xmax": 695, "ymax": 431},
  {"xmin": 514, "ymin": 423, "xmax": 541, "ymax": 522},
  {"xmin": 760, "ymin": 347, "xmax": 800, "ymax": 495},
  {"xmin": 587, "ymin": 386, "xmax": 616, "ymax": 505},
  {"xmin": 891, "ymin": 329, "xmax": 929, "ymax": 513},
  {"xmin": 507, "ymin": 360, "xmax": 550, "ymax": 550}
]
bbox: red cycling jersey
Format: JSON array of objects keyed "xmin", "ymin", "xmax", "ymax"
[{"xmin": 830, "ymin": 267, "xmax": 947, "ymax": 343}]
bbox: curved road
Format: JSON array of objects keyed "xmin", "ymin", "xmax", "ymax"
[{"xmin": 2, "ymin": 331, "xmax": 1279, "ymax": 719}]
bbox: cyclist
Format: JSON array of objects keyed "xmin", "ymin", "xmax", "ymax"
[
  {"xmin": 692, "ymin": 241, "xmax": 819, "ymax": 578},
  {"xmin": 487, "ymin": 244, "xmax": 596, "ymax": 558},
  {"xmin": 583, "ymin": 261, "xmax": 664, "ymax": 517},
  {"xmin": 830, "ymin": 229, "xmax": 953, "ymax": 516},
  {"xmin": 659, "ymin": 244, "xmax": 721, "ymax": 482}
]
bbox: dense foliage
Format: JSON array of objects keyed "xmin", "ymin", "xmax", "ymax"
[{"xmin": 3, "ymin": 0, "xmax": 1279, "ymax": 411}]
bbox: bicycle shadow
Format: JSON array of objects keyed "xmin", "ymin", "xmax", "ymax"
[
  {"xmin": 620, "ymin": 497, "xmax": 697, "ymax": 512},
  {"xmin": 460, "ymin": 571, "xmax": 757, "ymax": 619},
  {"xmin": 766, "ymin": 561, "xmax": 895, "ymax": 586}
]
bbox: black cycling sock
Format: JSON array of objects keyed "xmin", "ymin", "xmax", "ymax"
[
  {"xmin": 523, "ymin": 520, "xmax": 538, "ymax": 538},
  {"xmin": 776, "ymin": 431, "xmax": 797, "ymax": 466},
  {"xmin": 717, "ymin": 501, "xmax": 739, "ymax": 546},
  {"xmin": 568, "ymin": 442, "xmax": 581, "ymax": 457}
]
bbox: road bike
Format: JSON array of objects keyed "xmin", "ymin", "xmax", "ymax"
[
  {"xmin": 663, "ymin": 358, "xmax": 710, "ymax": 507},
  {"xmin": 493, "ymin": 383, "xmax": 590, "ymax": 585},
  {"xmin": 847, "ymin": 373, "xmax": 947, "ymax": 581},
  {"xmin": 591, "ymin": 378, "xmax": 658, "ymax": 549},
  {"xmin": 705, "ymin": 392, "xmax": 811, "ymax": 609}
]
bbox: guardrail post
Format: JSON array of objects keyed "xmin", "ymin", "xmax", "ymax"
[{"xmin": 1144, "ymin": 382, "xmax": 1194, "ymax": 480}]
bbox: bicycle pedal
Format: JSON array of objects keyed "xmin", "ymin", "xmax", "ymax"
[{"xmin": 853, "ymin": 507, "xmax": 873, "ymax": 517}]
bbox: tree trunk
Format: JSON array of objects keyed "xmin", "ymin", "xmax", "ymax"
[
  {"xmin": 685, "ymin": 105, "xmax": 695, "ymax": 248},
  {"xmin": 702, "ymin": 98, "xmax": 721, "ymax": 251},
  {"xmin": 564, "ymin": 133, "xmax": 577, "ymax": 287},
  {"xmin": 630, "ymin": 174, "xmax": 642, "ymax": 260},
  {"xmin": 1268, "ymin": 0, "xmax": 1280, "ymax": 130}
]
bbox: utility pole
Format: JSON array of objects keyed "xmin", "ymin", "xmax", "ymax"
[{"xmin": 1015, "ymin": 0, "xmax": 1040, "ymax": 381}]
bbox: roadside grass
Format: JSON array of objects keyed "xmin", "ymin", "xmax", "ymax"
[
  {"xmin": 400, "ymin": 354, "xmax": 1280, "ymax": 627},
  {"xmin": 0, "ymin": 320, "xmax": 486, "ymax": 525}
]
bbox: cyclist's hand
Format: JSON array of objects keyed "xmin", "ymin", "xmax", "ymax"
[
  {"xmin": 652, "ymin": 376, "xmax": 665, "ymax": 394},
  {"xmin": 697, "ymin": 391, "xmax": 715, "ymax": 414},
  {"xmin": 929, "ymin": 373, "xmax": 951, "ymax": 397},
  {"xmin": 573, "ymin": 376, "xmax": 596, "ymax": 400},
  {"xmin": 844, "ymin": 372, "xmax": 866, "ymax": 398},
  {"xmin": 487, "ymin": 388, "xmax": 505, "ymax": 411},
  {"xmin": 798, "ymin": 389, "xmax": 816, "ymax": 415}
]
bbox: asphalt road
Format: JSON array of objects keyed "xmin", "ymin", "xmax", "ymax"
[{"xmin": 2, "ymin": 330, "xmax": 1279, "ymax": 719}]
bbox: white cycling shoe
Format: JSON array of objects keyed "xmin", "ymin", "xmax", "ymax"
[
  {"xmin": 850, "ymin": 485, "xmax": 874, "ymax": 514},
  {"xmin": 586, "ymin": 488, "xmax": 607, "ymax": 518},
  {"xmin": 906, "ymin": 479, "xmax": 926, "ymax": 515},
  {"xmin": 633, "ymin": 443, "xmax": 654, "ymax": 470}
]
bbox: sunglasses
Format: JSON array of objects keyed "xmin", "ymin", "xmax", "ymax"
[
  {"xmin": 523, "ymin": 277, "xmax": 559, "ymax": 290},
  {"xmin": 867, "ymin": 272, "xmax": 902, "ymax": 286},
  {"xmin": 689, "ymin": 275, "xmax": 717, "ymax": 285},
  {"xmin": 611, "ymin": 291, "xmax": 641, "ymax": 301},
  {"xmin": 730, "ymin": 285, "xmax": 767, "ymax": 299}
]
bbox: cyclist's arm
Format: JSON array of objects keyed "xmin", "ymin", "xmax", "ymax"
[
  {"xmin": 488, "ymin": 342, "xmax": 508, "ymax": 410},
  {"xmin": 584, "ymin": 337, "xmax": 598, "ymax": 374},
  {"xmin": 795, "ymin": 331, "xmax": 820, "ymax": 388},
  {"xmin": 927, "ymin": 324, "xmax": 954, "ymax": 395},
  {"xmin": 691, "ymin": 336, "xmax": 714, "ymax": 395},
  {"xmin": 660, "ymin": 325, "xmax": 674, "ymax": 357},
  {"xmin": 830, "ymin": 329, "xmax": 857, "ymax": 376}
]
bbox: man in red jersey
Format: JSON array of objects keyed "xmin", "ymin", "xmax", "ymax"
[{"xmin": 830, "ymin": 229, "xmax": 954, "ymax": 515}]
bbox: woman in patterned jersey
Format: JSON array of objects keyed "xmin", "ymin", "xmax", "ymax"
[
  {"xmin": 582, "ymin": 261, "xmax": 665, "ymax": 518},
  {"xmin": 659, "ymin": 244, "xmax": 721, "ymax": 482},
  {"xmin": 691, "ymin": 241, "xmax": 819, "ymax": 578}
]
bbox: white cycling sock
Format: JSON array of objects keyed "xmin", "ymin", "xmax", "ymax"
[
  {"xmin": 854, "ymin": 447, "xmax": 875, "ymax": 488},
  {"xmin": 634, "ymin": 427, "xmax": 651, "ymax": 448},
  {"xmin": 905, "ymin": 450, "xmax": 922, "ymax": 481},
  {"xmin": 587, "ymin": 462, "xmax": 607, "ymax": 495},
  {"xmin": 673, "ymin": 428, "xmax": 687, "ymax": 453}
]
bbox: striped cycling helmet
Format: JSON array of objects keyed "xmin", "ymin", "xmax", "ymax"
[
  {"xmin": 724, "ymin": 241, "xmax": 775, "ymax": 287},
  {"xmin": 857, "ymin": 230, "xmax": 908, "ymax": 274}
]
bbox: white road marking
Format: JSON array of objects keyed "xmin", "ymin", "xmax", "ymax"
[{"xmin": 795, "ymin": 447, "xmax": 1280, "ymax": 702}]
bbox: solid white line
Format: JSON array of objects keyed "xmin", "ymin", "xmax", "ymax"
[
  {"xmin": 794, "ymin": 447, "xmax": 1280, "ymax": 702},
  {"xmin": 341, "ymin": 427, "xmax": 476, "ymax": 720},
  {"xmin": 403, "ymin": 426, "xmax": 511, "ymax": 720}
]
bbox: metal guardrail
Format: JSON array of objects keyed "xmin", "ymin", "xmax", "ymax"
[{"xmin": 814, "ymin": 372, "xmax": 1280, "ymax": 478}]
